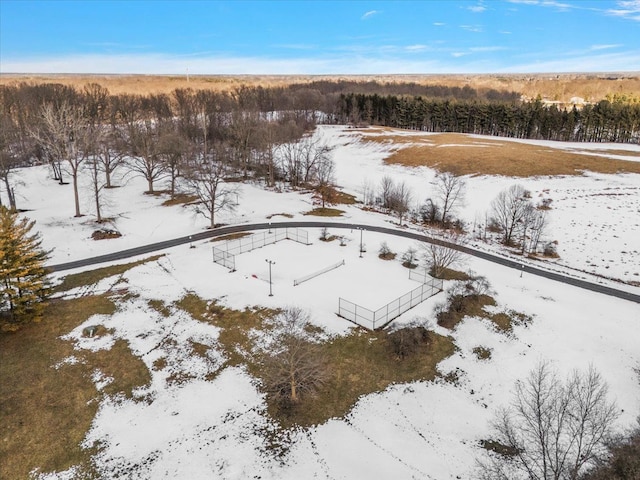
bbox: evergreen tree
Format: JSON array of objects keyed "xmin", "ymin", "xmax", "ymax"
[{"xmin": 0, "ymin": 207, "xmax": 51, "ymax": 326}]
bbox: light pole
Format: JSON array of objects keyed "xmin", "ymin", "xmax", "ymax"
[
  {"xmin": 359, "ymin": 228, "xmax": 364, "ymax": 258},
  {"xmin": 265, "ymin": 259, "xmax": 275, "ymax": 296}
]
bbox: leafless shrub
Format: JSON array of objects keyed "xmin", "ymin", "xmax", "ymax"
[
  {"xmin": 421, "ymin": 233, "xmax": 465, "ymax": 278},
  {"xmin": 386, "ymin": 319, "xmax": 432, "ymax": 360},
  {"xmin": 260, "ymin": 307, "xmax": 328, "ymax": 410},
  {"xmin": 477, "ymin": 362, "xmax": 620, "ymax": 480}
]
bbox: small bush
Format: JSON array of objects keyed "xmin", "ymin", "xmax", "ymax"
[
  {"xmin": 401, "ymin": 247, "xmax": 419, "ymax": 269},
  {"xmin": 472, "ymin": 346, "xmax": 492, "ymax": 360},
  {"xmin": 436, "ymin": 276, "xmax": 495, "ymax": 329},
  {"xmin": 91, "ymin": 229, "xmax": 122, "ymax": 240},
  {"xmin": 378, "ymin": 241, "xmax": 396, "ymax": 260},
  {"xmin": 538, "ymin": 198, "xmax": 553, "ymax": 210},
  {"xmin": 387, "ymin": 321, "xmax": 431, "ymax": 360},
  {"xmin": 543, "ymin": 241, "xmax": 559, "ymax": 257}
]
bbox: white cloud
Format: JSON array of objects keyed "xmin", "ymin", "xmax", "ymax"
[
  {"xmin": 2, "ymin": 49, "xmax": 639, "ymax": 76},
  {"xmin": 507, "ymin": 0, "xmax": 576, "ymax": 10},
  {"xmin": 0, "ymin": 52, "xmax": 450, "ymax": 75},
  {"xmin": 405, "ymin": 44, "xmax": 428, "ymax": 52},
  {"xmin": 607, "ymin": 0, "xmax": 640, "ymax": 21},
  {"xmin": 468, "ymin": 5, "xmax": 487, "ymax": 13},
  {"xmin": 460, "ymin": 24, "xmax": 483, "ymax": 32},
  {"xmin": 590, "ymin": 44, "xmax": 622, "ymax": 51},
  {"xmin": 361, "ymin": 10, "xmax": 380, "ymax": 19},
  {"xmin": 433, "ymin": 22, "xmax": 446, "ymax": 26}
]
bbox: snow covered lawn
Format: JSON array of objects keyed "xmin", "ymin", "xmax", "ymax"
[{"xmin": 6, "ymin": 125, "xmax": 639, "ymax": 479}]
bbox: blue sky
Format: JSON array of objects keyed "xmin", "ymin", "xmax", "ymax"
[{"xmin": 1, "ymin": 0, "xmax": 639, "ymax": 74}]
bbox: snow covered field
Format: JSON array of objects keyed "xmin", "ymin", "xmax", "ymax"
[{"xmin": 7, "ymin": 126, "xmax": 640, "ymax": 479}]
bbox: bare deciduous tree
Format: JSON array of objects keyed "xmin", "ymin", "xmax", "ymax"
[
  {"xmin": 156, "ymin": 127, "xmax": 191, "ymax": 200},
  {"xmin": 490, "ymin": 184, "xmax": 532, "ymax": 246},
  {"xmin": 379, "ymin": 175, "xmax": 395, "ymax": 209},
  {"xmin": 33, "ymin": 102, "xmax": 92, "ymax": 217},
  {"xmin": 261, "ymin": 307, "xmax": 328, "ymax": 407},
  {"xmin": 84, "ymin": 128, "xmax": 108, "ymax": 222},
  {"xmin": 360, "ymin": 178, "xmax": 376, "ymax": 206},
  {"xmin": 524, "ymin": 208, "xmax": 548, "ymax": 255},
  {"xmin": 97, "ymin": 127, "xmax": 127, "ymax": 189},
  {"xmin": 279, "ymin": 135, "xmax": 332, "ymax": 188},
  {"xmin": 0, "ymin": 112, "xmax": 24, "ymax": 210},
  {"xmin": 421, "ymin": 234, "xmax": 465, "ymax": 278},
  {"xmin": 389, "ymin": 180, "xmax": 412, "ymax": 225},
  {"xmin": 185, "ymin": 143, "xmax": 238, "ymax": 229},
  {"xmin": 127, "ymin": 121, "xmax": 168, "ymax": 194},
  {"xmin": 478, "ymin": 362, "xmax": 619, "ymax": 480},
  {"xmin": 314, "ymin": 154, "xmax": 336, "ymax": 208},
  {"xmin": 434, "ymin": 171, "xmax": 466, "ymax": 226}
]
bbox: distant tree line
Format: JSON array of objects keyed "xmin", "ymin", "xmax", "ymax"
[
  {"xmin": 0, "ymin": 82, "xmax": 334, "ymax": 224},
  {"xmin": 2, "ymin": 80, "xmax": 639, "ymax": 215},
  {"xmin": 335, "ymin": 93, "xmax": 640, "ymax": 143}
]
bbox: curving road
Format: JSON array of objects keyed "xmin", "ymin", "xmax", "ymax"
[{"xmin": 49, "ymin": 221, "xmax": 640, "ymax": 304}]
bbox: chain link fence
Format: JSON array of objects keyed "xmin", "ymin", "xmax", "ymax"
[
  {"xmin": 338, "ymin": 276, "xmax": 443, "ymax": 330},
  {"xmin": 212, "ymin": 228, "xmax": 309, "ymax": 271}
]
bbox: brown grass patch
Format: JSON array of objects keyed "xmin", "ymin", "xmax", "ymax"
[
  {"xmin": 435, "ymin": 268, "xmax": 472, "ymax": 281},
  {"xmin": 0, "ymin": 294, "xmax": 149, "ymax": 479},
  {"xmin": 173, "ymin": 293, "xmax": 456, "ymax": 429},
  {"xmin": 161, "ymin": 193, "xmax": 199, "ymax": 206},
  {"xmin": 378, "ymin": 132, "xmax": 640, "ymax": 177},
  {"xmin": 209, "ymin": 232, "xmax": 252, "ymax": 243},
  {"xmin": 490, "ymin": 310, "xmax": 533, "ymax": 333},
  {"xmin": 333, "ymin": 191, "xmax": 358, "ymax": 205},
  {"xmin": 174, "ymin": 294, "xmax": 274, "ymax": 367},
  {"xmin": 276, "ymin": 330, "xmax": 455, "ymax": 428},
  {"xmin": 437, "ymin": 294, "xmax": 496, "ymax": 329},
  {"xmin": 304, "ymin": 207, "xmax": 345, "ymax": 217},
  {"xmin": 53, "ymin": 255, "xmax": 164, "ymax": 294}
]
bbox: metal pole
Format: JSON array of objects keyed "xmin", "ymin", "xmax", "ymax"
[
  {"xmin": 359, "ymin": 228, "xmax": 363, "ymax": 258},
  {"xmin": 266, "ymin": 259, "xmax": 275, "ymax": 296}
]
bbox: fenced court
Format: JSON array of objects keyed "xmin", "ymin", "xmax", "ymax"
[
  {"xmin": 212, "ymin": 228, "xmax": 309, "ymax": 271},
  {"xmin": 338, "ymin": 276, "xmax": 443, "ymax": 330}
]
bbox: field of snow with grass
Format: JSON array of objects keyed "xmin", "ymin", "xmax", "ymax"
[{"xmin": 7, "ymin": 126, "xmax": 640, "ymax": 479}]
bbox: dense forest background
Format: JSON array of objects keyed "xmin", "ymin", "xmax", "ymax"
[
  {"xmin": 2, "ymin": 79, "xmax": 639, "ymax": 146},
  {"xmin": 2, "ymin": 79, "xmax": 638, "ymax": 213}
]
